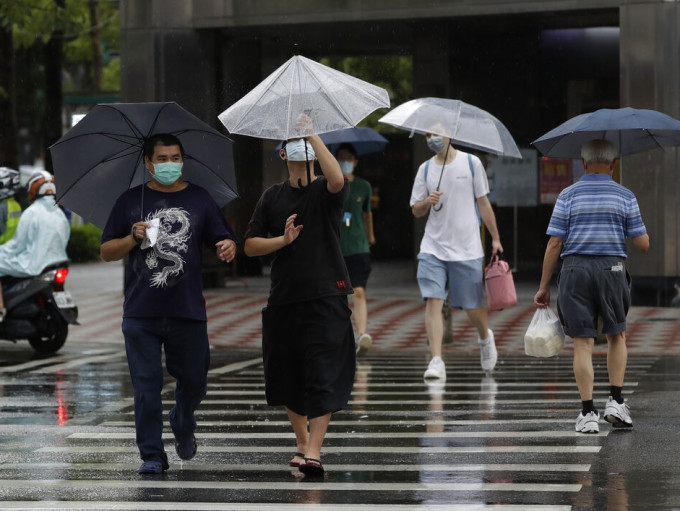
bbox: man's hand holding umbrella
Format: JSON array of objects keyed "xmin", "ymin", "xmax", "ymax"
[
  {"xmin": 300, "ymin": 115, "xmax": 344, "ymax": 194},
  {"xmin": 131, "ymin": 221, "xmax": 150, "ymax": 245},
  {"xmin": 284, "ymin": 113, "xmax": 344, "ymax": 193}
]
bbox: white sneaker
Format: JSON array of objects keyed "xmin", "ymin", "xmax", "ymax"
[
  {"xmin": 356, "ymin": 333, "xmax": 372, "ymax": 356},
  {"xmin": 480, "ymin": 376, "xmax": 497, "ymax": 414},
  {"xmin": 424, "ymin": 356, "xmax": 446, "ymax": 380},
  {"xmin": 479, "ymin": 329, "xmax": 497, "ymax": 372},
  {"xmin": 425, "ymin": 380, "xmax": 446, "ymax": 396},
  {"xmin": 604, "ymin": 397, "xmax": 632, "ymax": 428},
  {"xmin": 575, "ymin": 410, "xmax": 600, "ymax": 433}
]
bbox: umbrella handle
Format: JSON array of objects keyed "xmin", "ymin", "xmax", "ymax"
[
  {"xmin": 297, "ymin": 146, "xmax": 313, "ymax": 189},
  {"xmin": 431, "ymin": 144, "xmax": 449, "ymax": 213}
]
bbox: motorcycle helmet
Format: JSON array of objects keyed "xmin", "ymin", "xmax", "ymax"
[
  {"xmin": 0, "ymin": 167, "xmax": 21, "ymax": 200},
  {"xmin": 27, "ymin": 170, "xmax": 56, "ymax": 201}
]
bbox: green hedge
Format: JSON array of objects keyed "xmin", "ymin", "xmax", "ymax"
[{"xmin": 67, "ymin": 223, "xmax": 103, "ymax": 262}]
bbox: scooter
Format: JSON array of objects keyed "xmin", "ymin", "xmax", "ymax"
[{"xmin": 0, "ymin": 260, "xmax": 79, "ymax": 354}]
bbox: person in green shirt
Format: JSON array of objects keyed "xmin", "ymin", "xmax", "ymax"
[{"xmin": 336, "ymin": 143, "xmax": 375, "ymax": 356}]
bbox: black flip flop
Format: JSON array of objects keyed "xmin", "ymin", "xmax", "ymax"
[{"xmin": 299, "ymin": 457, "xmax": 324, "ymax": 477}]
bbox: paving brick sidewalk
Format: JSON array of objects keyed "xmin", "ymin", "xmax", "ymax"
[{"xmin": 67, "ymin": 259, "xmax": 680, "ymax": 355}]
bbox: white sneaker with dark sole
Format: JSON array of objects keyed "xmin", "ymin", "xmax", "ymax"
[
  {"xmin": 604, "ymin": 397, "xmax": 632, "ymax": 428},
  {"xmin": 356, "ymin": 333, "xmax": 372, "ymax": 356},
  {"xmin": 575, "ymin": 410, "xmax": 600, "ymax": 434},
  {"xmin": 479, "ymin": 329, "xmax": 497, "ymax": 372},
  {"xmin": 424, "ymin": 356, "xmax": 446, "ymax": 380}
]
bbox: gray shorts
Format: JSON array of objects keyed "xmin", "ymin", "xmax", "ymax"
[
  {"xmin": 416, "ymin": 253, "xmax": 484, "ymax": 309},
  {"xmin": 557, "ymin": 255, "xmax": 631, "ymax": 338}
]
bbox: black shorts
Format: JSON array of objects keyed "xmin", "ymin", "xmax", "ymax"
[
  {"xmin": 261, "ymin": 295, "xmax": 355, "ymax": 418},
  {"xmin": 344, "ymin": 253, "xmax": 372, "ymax": 289},
  {"xmin": 557, "ymin": 255, "xmax": 631, "ymax": 338}
]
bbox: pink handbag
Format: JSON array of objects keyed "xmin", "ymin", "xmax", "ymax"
[{"xmin": 484, "ymin": 254, "xmax": 517, "ymax": 310}]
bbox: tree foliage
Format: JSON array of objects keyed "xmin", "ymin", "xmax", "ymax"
[
  {"xmin": 321, "ymin": 56, "xmax": 413, "ymax": 132},
  {"xmin": 2, "ymin": 0, "xmax": 120, "ymax": 90},
  {"xmin": 1, "ymin": 0, "xmax": 73, "ymax": 46},
  {"xmin": 0, "ymin": 0, "xmax": 120, "ymax": 168},
  {"xmin": 2, "ymin": 0, "xmax": 118, "ymax": 52}
]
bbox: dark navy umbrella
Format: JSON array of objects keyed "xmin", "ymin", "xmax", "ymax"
[
  {"xmin": 49, "ymin": 102, "xmax": 238, "ymax": 229},
  {"xmin": 320, "ymin": 127, "xmax": 388, "ymax": 155},
  {"xmin": 532, "ymin": 107, "xmax": 680, "ymax": 159},
  {"xmin": 274, "ymin": 126, "xmax": 388, "ymax": 156}
]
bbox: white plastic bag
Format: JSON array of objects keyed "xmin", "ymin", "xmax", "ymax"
[{"xmin": 524, "ymin": 307, "xmax": 565, "ymax": 358}]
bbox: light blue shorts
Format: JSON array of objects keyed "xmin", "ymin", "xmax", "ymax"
[{"xmin": 416, "ymin": 253, "xmax": 484, "ymax": 309}]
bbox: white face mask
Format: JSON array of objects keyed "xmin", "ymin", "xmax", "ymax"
[
  {"xmin": 285, "ymin": 139, "xmax": 315, "ymax": 161},
  {"xmin": 338, "ymin": 160, "xmax": 354, "ymax": 176},
  {"xmin": 427, "ymin": 136, "xmax": 447, "ymax": 154}
]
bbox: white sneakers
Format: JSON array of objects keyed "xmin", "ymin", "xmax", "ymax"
[
  {"xmin": 479, "ymin": 329, "xmax": 497, "ymax": 372},
  {"xmin": 575, "ymin": 410, "xmax": 600, "ymax": 433},
  {"xmin": 423, "ymin": 356, "xmax": 446, "ymax": 380},
  {"xmin": 423, "ymin": 329, "xmax": 496, "ymax": 380},
  {"xmin": 356, "ymin": 333, "xmax": 372, "ymax": 356},
  {"xmin": 575, "ymin": 398, "xmax": 632, "ymax": 434},
  {"xmin": 604, "ymin": 397, "xmax": 633, "ymax": 428}
]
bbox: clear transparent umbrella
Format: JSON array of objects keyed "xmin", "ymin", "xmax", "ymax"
[
  {"xmin": 378, "ymin": 97, "xmax": 522, "ymax": 158},
  {"xmin": 218, "ymin": 55, "xmax": 390, "ymax": 141}
]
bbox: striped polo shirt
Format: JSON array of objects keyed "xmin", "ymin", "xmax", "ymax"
[{"xmin": 547, "ymin": 173, "xmax": 647, "ymax": 258}]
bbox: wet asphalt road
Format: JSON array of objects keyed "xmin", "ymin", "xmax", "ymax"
[{"xmin": 0, "ymin": 261, "xmax": 679, "ymax": 510}]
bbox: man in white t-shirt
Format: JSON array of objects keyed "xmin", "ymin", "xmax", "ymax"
[{"xmin": 409, "ymin": 132, "xmax": 503, "ymax": 379}]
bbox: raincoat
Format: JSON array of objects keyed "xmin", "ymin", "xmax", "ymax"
[{"xmin": 0, "ymin": 195, "xmax": 70, "ymax": 277}]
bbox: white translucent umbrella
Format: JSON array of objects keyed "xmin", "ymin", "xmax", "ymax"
[
  {"xmin": 218, "ymin": 55, "xmax": 390, "ymax": 141},
  {"xmin": 379, "ymin": 97, "xmax": 522, "ymax": 158}
]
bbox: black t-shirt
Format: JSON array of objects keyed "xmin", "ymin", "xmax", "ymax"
[
  {"xmin": 245, "ymin": 176, "xmax": 352, "ymax": 305},
  {"xmin": 101, "ymin": 183, "xmax": 238, "ymax": 320}
]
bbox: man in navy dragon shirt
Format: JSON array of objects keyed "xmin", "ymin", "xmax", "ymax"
[{"xmin": 101, "ymin": 133, "xmax": 238, "ymax": 475}]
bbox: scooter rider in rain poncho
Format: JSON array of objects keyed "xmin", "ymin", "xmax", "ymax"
[
  {"xmin": 0, "ymin": 167, "xmax": 22, "ymax": 244},
  {"xmin": 0, "ymin": 171, "xmax": 70, "ymax": 322}
]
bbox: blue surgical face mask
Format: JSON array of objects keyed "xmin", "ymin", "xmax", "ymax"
[
  {"xmin": 151, "ymin": 161, "xmax": 183, "ymax": 185},
  {"xmin": 285, "ymin": 139, "xmax": 315, "ymax": 161},
  {"xmin": 427, "ymin": 136, "xmax": 447, "ymax": 154},
  {"xmin": 338, "ymin": 160, "xmax": 354, "ymax": 176}
]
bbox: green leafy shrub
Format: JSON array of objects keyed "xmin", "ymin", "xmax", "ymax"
[{"xmin": 67, "ymin": 223, "xmax": 103, "ymax": 262}]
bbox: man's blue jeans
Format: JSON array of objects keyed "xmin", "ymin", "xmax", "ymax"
[{"xmin": 122, "ymin": 317, "xmax": 210, "ymax": 465}]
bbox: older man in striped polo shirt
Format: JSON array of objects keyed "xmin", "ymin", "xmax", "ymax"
[{"xmin": 534, "ymin": 139, "xmax": 650, "ymax": 434}]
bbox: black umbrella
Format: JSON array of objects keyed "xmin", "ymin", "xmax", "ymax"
[{"xmin": 50, "ymin": 102, "xmax": 238, "ymax": 228}]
